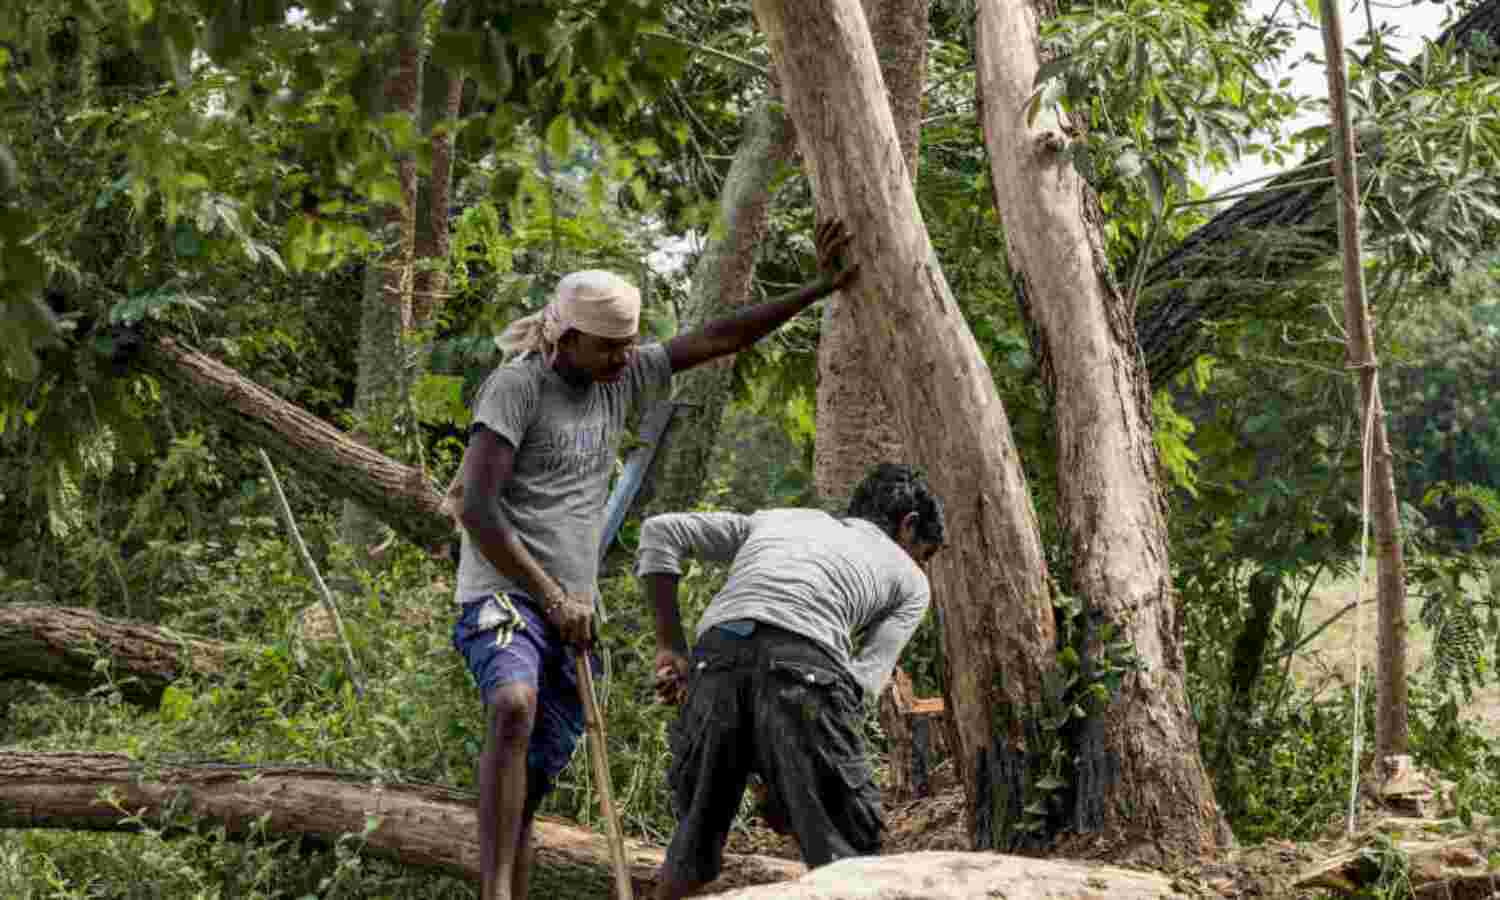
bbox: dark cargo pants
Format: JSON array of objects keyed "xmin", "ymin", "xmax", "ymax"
[{"xmin": 662, "ymin": 620, "xmax": 882, "ymax": 885}]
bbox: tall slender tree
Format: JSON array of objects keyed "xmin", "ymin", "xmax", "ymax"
[{"xmin": 972, "ymin": 0, "xmax": 1226, "ymax": 861}]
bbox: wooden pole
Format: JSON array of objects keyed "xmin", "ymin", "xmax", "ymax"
[
  {"xmin": 1318, "ymin": 0, "xmax": 1409, "ymax": 807},
  {"xmin": 576, "ymin": 655, "xmax": 633, "ymax": 900}
]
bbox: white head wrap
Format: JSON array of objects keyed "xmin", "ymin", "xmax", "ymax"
[{"xmin": 495, "ymin": 270, "xmax": 641, "ymax": 362}]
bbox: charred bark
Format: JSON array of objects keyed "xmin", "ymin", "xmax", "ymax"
[
  {"xmin": 135, "ymin": 334, "xmax": 451, "ymax": 549},
  {"xmin": 0, "ymin": 751, "xmax": 802, "ymax": 894},
  {"xmin": 1136, "ymin": 0, "xmax": 1500, "ymax": 385},
  {"xmin": 0, "ymin": 606, "xmax": 227, "ymax": 705}
]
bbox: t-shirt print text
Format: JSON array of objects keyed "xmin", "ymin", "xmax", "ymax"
[{"xmin": 525, "ymin": 423, "xmax": 613, "ymax": 477}]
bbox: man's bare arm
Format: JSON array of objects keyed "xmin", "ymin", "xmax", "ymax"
[
  {"xmin": 663, "ymin": 220, "xmax": 858, "ymax": 373},
  {"xmin": 644, "ymin": 572, "xmax": 690, "ymax": 705},
  {"xmin": 457, "ymin": 427, "xmax": 592, "ymax": 644}
]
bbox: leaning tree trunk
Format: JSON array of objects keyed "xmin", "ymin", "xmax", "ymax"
[
  {"xmin": 0, "ymin": 606, "xmax": 228, "ymax": 705},
  {"xmin": 640, "ymin": 98, "xmax": 797, "ymax": 515},
  {"xmin": 811, "ymin": 0, "xmax": 928, "ymax": 512},
  {"xmin": 1135, "ymin": 0, "xmax": 1500, "ymax": 386},
  {"xmin": 135, "ymin": 334, "xmax": 451, "ymax": 548},
  {"xmin": 975, "ymin": 0, "xmax": 1225, "ymax": 862},
  {"xmin": 341, "ymin": 21, "xmax": 425, "ymax": 551},
  {"xmin": 750, "ymin": 0, "xmax": 1058, "ymax": 853},
  {"xmin": 0, "ymin": 752, "xmax": 801, "ymax": 895}
]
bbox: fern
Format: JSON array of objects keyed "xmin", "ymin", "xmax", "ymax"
[{"xmin": 1420, "ymin": 573, "xmax": 1488, "ymax": 703}]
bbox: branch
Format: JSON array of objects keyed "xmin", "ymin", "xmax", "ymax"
[{"xmin": 257, "ymin": 449, "xmax": 367, "ymax": 698}]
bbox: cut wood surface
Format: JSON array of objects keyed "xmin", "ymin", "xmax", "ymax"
[
  {"xmin": 713, "ymin": 850, "xmax": 1194, "ymax": 899},
  {"xmin": 0, "ymin": 605, "xmax": 228, "ymax": 705},
  {"xmin": 0, "ymin": 752, "xmax": 804, "ymax": 895}
]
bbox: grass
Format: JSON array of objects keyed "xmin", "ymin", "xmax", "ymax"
[{"xmin": 1291, "ymin": 570, "xmax": 1500, "ymax": 733}]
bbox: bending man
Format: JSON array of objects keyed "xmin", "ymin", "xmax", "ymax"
[
  {"xmin": 637, "ymin": 463, "xmax": 946, "ymax": 900},
  {"xmin": 450, "ymin": 221, "xmax": 857, "ymax": 900}
]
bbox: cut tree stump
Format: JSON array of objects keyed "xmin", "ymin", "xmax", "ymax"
[
  {"xmin": 878, "ymin": 667, "xmax": 947, "ymax": 803},
  {"xmin": 0, "ymin": 751, "xmax": 803, "ymax": 895},
  {"xmin": 0, "ymin": 605, "xmax": 229, "ymax": 705}
]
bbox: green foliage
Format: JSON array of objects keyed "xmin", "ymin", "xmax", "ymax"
[
  {"xmin": 1034, "ymin": 0, "xmax": 1304, "ymax": 267},
  {"xmin": 0, "ymin": 514, "xmax": 738, "ymax": 895}
]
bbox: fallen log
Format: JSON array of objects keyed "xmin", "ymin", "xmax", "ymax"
[
  {"xmin": 0, "ymin": 751, "xmax": 803, "ymax": 895},
  {"xmin": 135, "ymin": 334, "xmax": 453, "ymax": 549},
  {"xmin": 712, "ymin": 850, "xmax": 1193, "ymax": 899},
  {"xmin": 0, "ymin": 606, "xmax": 228, "ymax": 705}
]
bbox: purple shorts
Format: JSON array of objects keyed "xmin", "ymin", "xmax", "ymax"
[{"xmin": 452, "ymin": 592, "xmax": 599, "ymax": 780}]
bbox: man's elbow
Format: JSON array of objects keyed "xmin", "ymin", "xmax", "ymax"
[{"xmin": 457, "ymin": 500, "xmax": 504, "ymax": 539}]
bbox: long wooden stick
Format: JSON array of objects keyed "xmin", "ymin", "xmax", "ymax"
[
  {"xmin": 576, "ymin": 655, "xmax": 634, "ymax": 900},
  {"xmin": 258, "ymin": 448, "xmax": 366, "ymax": 698},
  {"xmin": 1318, "ymin": 0, "xmax": 1410, "ymax": 835}
]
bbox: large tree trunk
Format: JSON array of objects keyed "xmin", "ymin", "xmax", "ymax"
[
  {"xmin": 1135, "ymin": 0, "xmax": 1500, "ymax": 386},
  {"xmin": 341, "ymin": 22, "xmax": 425, "ymax": 550},
  {"xmin": 0, "ymin": 752, "xmax": 802, "ymax": 894},
  {"xmin": 811, "ymin": 0, "xmax": 927, "ymax": 512},
  {"xmin": 749, "ymin": 0, "xmax": 1059, "ymax": 855},
  {"xmin": 0, "ymin": 606, "xmax": 228, "ymax": 705},
  {"xmin": 641, "ymin": 98, "xmax": 797, "ymax": 515},
  {"xmin": 136, "ymin": 334, "xmax": 451, "ymax": 548},
  {"xmin": 974, "ymin": 0, "xmax": 1225, "ymax": 862}
]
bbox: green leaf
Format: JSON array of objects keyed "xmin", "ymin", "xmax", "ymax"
[
  {"xmin": 1303, "ymin": 0, "xmax": 1321, "ymax": 23},
  {"xmin": 173, "ymin": 222, "xmax": 202, "ymax": 258},
  {"xmin": 0, "ymin": 143, "xmax": 17, "ymax": 193},
  {"xmin": 1034, "ymin": 774, "xmax": 1067, "ymax": 791},
  {"xmin": 546, "ymin": 114, "xmax": 574, "ymax": 161},
  {"xmin": 127, "ymin": 0, "xmax": 155, "ymax": 25},
  {"xmin": 1144, "ymin": 163, "xmax": 1166, "ymax": 217},
  {"xmin": 1115, "ymin": 150, "xmax": 1143, "ymax": 178}
]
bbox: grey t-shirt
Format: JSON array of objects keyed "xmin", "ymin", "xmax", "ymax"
[
  {"xmin": 455, "ymin": 343, "xmax": 673, "ymax": 603},
  {"xmin": 634, "ymin": 509, "xmax": 931, "ymax": 701}
]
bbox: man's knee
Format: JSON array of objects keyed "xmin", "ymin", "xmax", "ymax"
[{"xmin": 486, "ymin": 682, "xmax": 538, "ymax": 747}]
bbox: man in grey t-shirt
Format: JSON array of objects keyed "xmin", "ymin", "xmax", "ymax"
[
  {"xmin": 451, "ymin": 221, "xmax": 858, "ymax": 900},
  {"xmin": 636, "ymin": 464, "xmax": 946, "ymax": 900}
]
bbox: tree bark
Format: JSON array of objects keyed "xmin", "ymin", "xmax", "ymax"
[
  {"xmin": 1317, "ymin": 0, "xmax": 1408, "ymax": 771},
  {"xmin": 750, "ymin": 0, "xmax": 1058, "ymax": 855},
  {"xmin": 136, "ymin": 334, "xmax": 451, "ymax": 549},
  {"xmin": 0, "ymin": 606, "xmax": 228, "ymax": 705},
  {"xmin": 641, "ymin": 98, "xmax": 797, "ymax": 515},
  {"xmin": 341, "ymin": 22, "xmax": 425, "ymax": 550},
  {"xmin": 1135, "ymin": 0, "xmax": 1500, "ymax": 386},
  {"xmin": 412, "ymin": 61, "xmax": 464, "ymax": 328},
  {"xmin": 811, "ymin": 0, "xmax": 927, "ymax": 512},
  {"xmin": 974, "ymin": 0, "xmax": 1225, "ymax": 862},
  {"xmin": 0, "ymin": 751, "xmax": 802, "ymax": 894}
]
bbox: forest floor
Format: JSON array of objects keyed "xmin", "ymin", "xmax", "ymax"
[
  {"xmin": 722, "ymin": 759, "xmax": 1340, "ymax": 897},
  {"xmin": 712, "ymin": 572, "xmax": 1500, "ymax": 897}
]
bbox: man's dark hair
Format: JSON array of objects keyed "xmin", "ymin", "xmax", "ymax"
[{"xmin": 847, "ymin": 463, "xmax": 945, "ymax": 545}]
